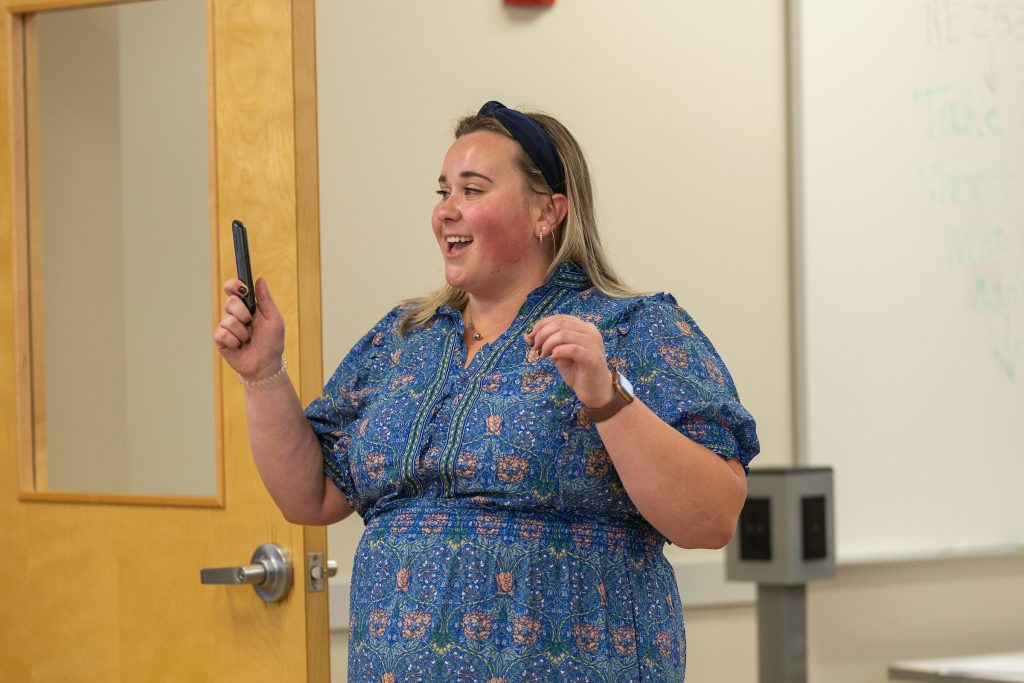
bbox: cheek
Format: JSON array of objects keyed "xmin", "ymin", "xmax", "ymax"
[
  {"xmin": 460, "ymin": 198, "xmax": 535, "ymax": 266},
  {"xmin": 497, "ymin": 229, "xmax": 532, "ymax": 261},
  {"xmin": 478, "ymin": 218, "xmax": 531, "ymax": 267},
  {"xmin": 430, "ymin": 207, "xmax": 444, "ymax": 235}
]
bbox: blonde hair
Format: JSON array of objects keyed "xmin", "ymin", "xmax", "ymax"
[{"xmin": 399, "ymin": 107, "xmax": 640, "ymax": 334}]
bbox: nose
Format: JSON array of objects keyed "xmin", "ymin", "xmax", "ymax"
[{"xmin": 434, "ymin": 193, "xmax": 460, "ymax": 222}]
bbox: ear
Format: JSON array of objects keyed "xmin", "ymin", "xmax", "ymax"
[{"xmin": 537, "ymin": 193, "xmax": 569, "ymax": 237}]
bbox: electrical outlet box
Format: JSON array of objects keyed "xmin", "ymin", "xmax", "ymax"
[{"xmin": 726, "ymin": 467, "xmax": 836, "ymax": 585}]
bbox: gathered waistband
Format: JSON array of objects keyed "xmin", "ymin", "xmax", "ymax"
[{"xmin": 363, "ymin": 501, "xmax": 666, "ymax": 556}]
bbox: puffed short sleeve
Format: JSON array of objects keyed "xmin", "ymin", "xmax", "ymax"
[
  {"xmin": 304, "ymin": 306, "xmax": 404, "ymax": 511},
  {"xmin": 607, "ymin": 294, "xmax": 759, "ymax": 471}
]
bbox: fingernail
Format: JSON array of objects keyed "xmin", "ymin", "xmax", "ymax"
[{"xmin": 525, "ymin": 326, "xmax": 533, "ymax": 335}]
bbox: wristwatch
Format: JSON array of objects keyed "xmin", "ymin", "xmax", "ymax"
[{"xmin": 586, "ymin": 371, "xmax": 635, "ymax": 423}]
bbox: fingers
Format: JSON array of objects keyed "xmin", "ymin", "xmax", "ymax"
[
  {"xmin": 214, "ymin": 278, "xmax": 285, "ymax": 375},
  {"xmin": 526, "ymin": 315, "xmax": 614, "ymax": 407},
  {"xmin": 217, "ymin": 290, "xmax": 253, "ymax": 350},
  {"xmin": 533, "ymin": 328, "xmax": 592, "ymax": 360},
  {"xmin": 526, "ymin": 315, "xmax": 604, "ymax": 361},
  {"xmin": 214, "ymin": 312, "xmax": 251, "ymax": 350},
  {"xmin": 525, "ymin": 314, "xmax": 569, "ymax": 345},
  {"xmin": 224, "ymin": 294, "xmax": 253, "ymax": 325},
  {"xmin": 220, "ymin": 277, "xmax": 276, "ymax": 326},
  {"xmin": 223, "ymin": 278, "xmax": 250, "ymax": 298},
  {"xmin": 222, "ymin": 278, "xmax": 277, "ymax": 316},
  {"xmin": 217, "ymin": 277, "xmax": 263, "ymax": 351},
  {"xmin": 545, "ymin": 341, "xmax": 588, "ymax": 360}
]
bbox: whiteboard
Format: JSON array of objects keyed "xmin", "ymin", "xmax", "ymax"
[{"xmin": 793, "ymin": 0, "xmax": 1024, "ymax": 560}]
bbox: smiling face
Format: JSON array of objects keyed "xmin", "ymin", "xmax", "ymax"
[{"xmin": 432, "ymin": 131, "xmax": 551, "ymax": 301}]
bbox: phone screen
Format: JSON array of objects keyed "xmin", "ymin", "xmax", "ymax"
[{"xmin": 231, "ymin": 220, "xmax": 256, "ymax": 315}]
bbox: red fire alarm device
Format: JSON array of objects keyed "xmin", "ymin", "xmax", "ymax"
[{"xmin": 505, "ymin": 0, "xmax": 555, "ymax": 5}]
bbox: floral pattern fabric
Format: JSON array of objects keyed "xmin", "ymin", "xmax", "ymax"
[{"xmin": 306, "ymin": 261, "xmax": 759, "ymax": 682}]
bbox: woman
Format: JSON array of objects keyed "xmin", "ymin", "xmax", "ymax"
[{"xmin": 215, "ymin": 101, "xmax": 758, "ymax": 682}]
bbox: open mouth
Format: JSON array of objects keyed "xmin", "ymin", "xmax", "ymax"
[{"xmin": 445, "ymin": 235, "xmax": 474, "ymax": 256}]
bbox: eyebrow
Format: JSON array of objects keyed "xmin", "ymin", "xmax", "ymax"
[{"xmin": 438, "ymin": 171, "xmax": 494, "ymax": 184}]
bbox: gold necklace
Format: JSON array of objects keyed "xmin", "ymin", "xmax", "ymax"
[{"xmin": 464, "ymin": 311, "xmax": 516, "ymax": 343}]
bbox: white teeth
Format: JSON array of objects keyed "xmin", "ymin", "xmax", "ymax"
[{"xmin": 446, "ymin": 236, "xmax": 473, "ymax": 243}]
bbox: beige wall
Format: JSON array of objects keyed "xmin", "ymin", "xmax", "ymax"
[
  {"xmin": 314, "ymin": 2, "xmax": 1024, "ymax": 682},
  {"xmin": 38, "ymin": 3, "xmax": 128, "ymax": 492},
  {"xmin": 808, "ymin": 555, "xmax": 1024, "ymax": 682},
  {"xmin": 36, "ymin": 0, "xmax": 213, "ymax": 496},
  {"xmin": 117, "ymin": 0, "xmax": 212, "ymax": 495}
]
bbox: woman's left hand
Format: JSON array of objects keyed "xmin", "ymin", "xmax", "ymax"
[{"xmin": 526, "ymin": 315, "xmax": 614, "ymax": 408}]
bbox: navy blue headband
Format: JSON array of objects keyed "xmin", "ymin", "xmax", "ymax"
[{"xmin": 478, "ymin": 101, "xmax": 566, "ymax": 194}]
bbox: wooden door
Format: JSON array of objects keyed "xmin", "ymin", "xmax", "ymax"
[{"xmin": 0, "ymin": 1, "xmax": 328, "ymax": 680}]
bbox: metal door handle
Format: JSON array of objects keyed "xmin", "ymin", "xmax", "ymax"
[
  {"xmin": 200, "ymin": 543, "xmax": 292, "ymax": 603},
  {"xmin": 199, "ymin": 564, "xmax": 267, "ymax": 585}
]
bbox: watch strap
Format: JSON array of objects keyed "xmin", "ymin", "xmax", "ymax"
[{"xmin": 586, "ymin": 371, "xmax": 634, "ymax": 423}]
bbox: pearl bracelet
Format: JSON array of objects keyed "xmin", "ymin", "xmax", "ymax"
[{"xmin": 238, "ymin": 357, "xmax": 288, "ymax": 389}]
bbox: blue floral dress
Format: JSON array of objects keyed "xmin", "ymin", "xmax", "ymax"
[{"xmin": 306, "ymin": 261, "xmax": 759, "ymax": 682}]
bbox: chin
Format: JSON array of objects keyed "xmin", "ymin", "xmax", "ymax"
[{"xmin": 443, "ymin": 267, "xmax": 468, "ymax": 291}]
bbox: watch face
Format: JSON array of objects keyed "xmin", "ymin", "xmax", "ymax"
[{"xmin": 616, "ymin": 372, "xmax": 635, "ymax": 400}]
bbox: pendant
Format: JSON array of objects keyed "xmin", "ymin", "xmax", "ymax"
[{"xmin": 473, "ymin": 332, "xmax": 482, "ymax": 341}]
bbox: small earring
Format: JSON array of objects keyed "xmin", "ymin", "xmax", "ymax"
[{"xmin": 538, "ymin": 229, "xmax": 545, "ymax": 244}]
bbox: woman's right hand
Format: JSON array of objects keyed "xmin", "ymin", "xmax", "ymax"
[{"xmin": 214, "ymin": 277, "xmax": 285, "ymax": 382}]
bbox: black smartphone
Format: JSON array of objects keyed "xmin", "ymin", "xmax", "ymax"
[{"xmin": 231, "ymin": 219, "xmax": 257, "ymax": 316}]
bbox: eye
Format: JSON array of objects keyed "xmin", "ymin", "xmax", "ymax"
[
  {"xmin": 436, "ymin": 189, "xmax": 451, "ymax": 200},
  {"xmin": 464, "ymin": 186, "xmax": 481, "ymax": 197}
]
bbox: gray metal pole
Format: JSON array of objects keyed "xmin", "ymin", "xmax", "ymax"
[{"xmin": 757, "ymin": 584, "xmax": 807, "ymax": 683}]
